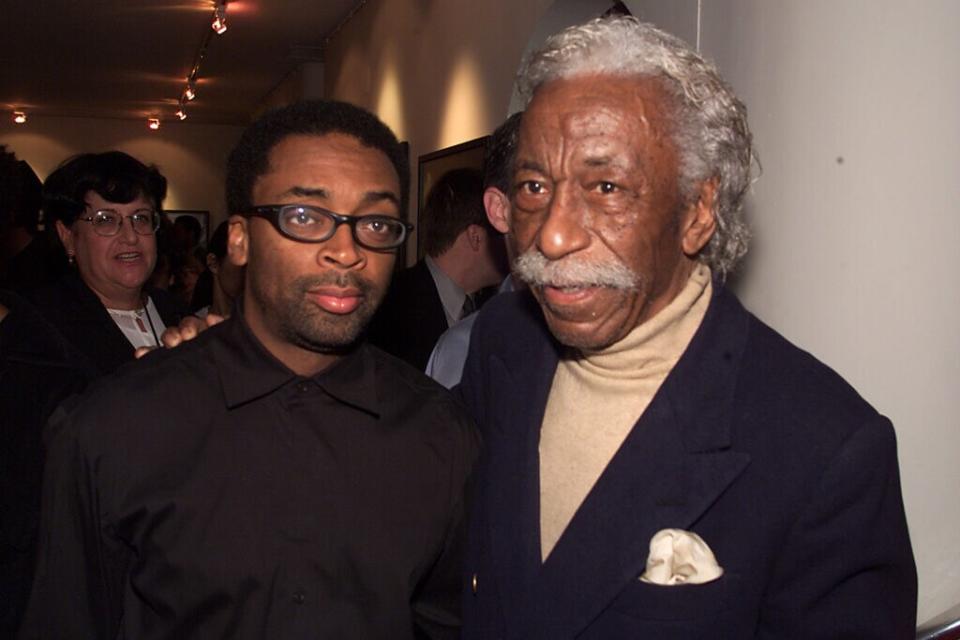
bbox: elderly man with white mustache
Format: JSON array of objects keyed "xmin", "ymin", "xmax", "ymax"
[{"xmin": 457, "ymin": 15, "xmax": 917, "ymax": 639}]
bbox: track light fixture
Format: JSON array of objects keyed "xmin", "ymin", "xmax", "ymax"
[
  {"xmin": 212, "ymin": 2, "xmax": 228, "ymax": 34},
  {"xmin": 13, "ymin": 111, "xmax": 27, "ymax": 124},
  {"xmin": 148, "ymin": 118, "xmax": 160, "ymax": 130},
  {"xmin": 184, "ymin": 81, "xmax": 196, "ymax": 101},
  {"xmin": 175, "ymin": 108, "xmax": 187, "ymax": 121}
]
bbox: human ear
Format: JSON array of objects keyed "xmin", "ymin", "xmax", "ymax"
[
  {"xmin": 682, "ymin": 177, "xmax": 719, "ymax": 257},
  {"xmin": 227, "ymin": 216, "xmax": 249, "ymax": 267},
  {"xmin": 483, "ymin": 187, "xmax": 511, "ymax": 234},
  {"xmin": 55, "ymin": 220, "xmax": 75, "ymax": 256}
]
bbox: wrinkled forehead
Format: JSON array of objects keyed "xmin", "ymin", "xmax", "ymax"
[{"xmin": 518, "ymin": 74, "xmax": 677, "ymax": 164}]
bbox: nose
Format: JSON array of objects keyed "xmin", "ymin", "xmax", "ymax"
[
  {"xmin": 318, "ymin": 222, "xmax": 364, "ymax": 269},
  {"xmin": 117, "ymin": 216, "xmax": 140, "ymax": 243},
  {"xmin": 535, "ymin": 182, "xmax": 591, "ymax": 260}
]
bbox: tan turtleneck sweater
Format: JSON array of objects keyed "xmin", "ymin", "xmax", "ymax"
[{"xmin": 539, "ymin": 264, "xmax": 712, "ymax": 561}]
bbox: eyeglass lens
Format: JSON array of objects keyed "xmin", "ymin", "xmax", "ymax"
[
  {"xmin": 277, "ymin": 206, "xmax": 406, "ymax": 248},
  {"xmin": 89, "ymin": 210, "xmax": 159, "ymax": 236}
]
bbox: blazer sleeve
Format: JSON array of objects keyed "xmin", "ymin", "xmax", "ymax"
[
  {"xmin": 756, "ymin": 416, "xmax": 917, "ymax": 639},
  {"xmin": 18, "ymin": 413, "xmax": 129, "ymax": 640}
]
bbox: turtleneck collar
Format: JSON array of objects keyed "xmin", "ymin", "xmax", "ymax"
[{"xmin": 565, "ymin": 263, "xmax": 713, "ymax": 380}]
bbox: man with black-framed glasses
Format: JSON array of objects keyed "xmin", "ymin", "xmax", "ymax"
[{"xmin": 21, "ymin": 101, "xmax": 478, "ymax": 640}]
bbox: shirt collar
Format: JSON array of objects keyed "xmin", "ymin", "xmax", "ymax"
[
  {"xmin": 424, "ymin": 255, "xmax": 466, "ymax": 327},
  {"xmin": 212, "ymin": 311, "xmax": 380, "ymax": 416}
]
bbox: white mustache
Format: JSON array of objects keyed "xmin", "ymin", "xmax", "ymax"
[{"xmin": 513, "ymin": 249, "xmax": 638, "ymax": 289}]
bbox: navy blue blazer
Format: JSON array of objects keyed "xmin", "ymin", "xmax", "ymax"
[{"xmin": 458, "ymin": 286, "xmax": 916, "ymax": 639}]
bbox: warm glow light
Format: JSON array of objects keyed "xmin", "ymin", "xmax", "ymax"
[
  {"xmin": 175, "ymin": 109, "xmax": 187, "ymax": 121},
  {"xmin": 212, "ymin": 3, "xmax": 227, "ymax": 34},
  {"xmin": 374, "ymin": 52, "xmax": 406, "ymax": 140},
  {"xmin": 184, "ymin": 83, "xmax": 196, "ymax": 101},
  {"xmin": 13, "ymin": 111, "xmax": 27, "ymax": 124},
  {"xmin": 148, "ymin": 118, "xmax": 160, "ymax": 130},
  {"xmin": 438, "ymin": 54, "xmax": 489, "ymax": 148}
]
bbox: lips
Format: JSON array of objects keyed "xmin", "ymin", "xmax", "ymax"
[
  {"xmin": 114, "ymin": 252, "xmax": 142, "ymax": 262},
  {"xmin": 541, "ymin": 284, "xmax": 601, "ymax": 306},
  {"xmin": 307, "ymin": 287, "xmax": 364, "ymax": 314}
]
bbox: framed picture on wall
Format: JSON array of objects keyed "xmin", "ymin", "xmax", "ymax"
[
  {"xmin": 165, "ymin": 210, "xmax": 210, "ymax": 246},
  {"xmin": 417, "ymin": 136, "xmax": 488, "ymax": 259}
]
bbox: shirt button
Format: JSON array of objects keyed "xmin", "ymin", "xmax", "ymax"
[
  {"xmin": 292, "ymin": 589, "xmax": 306, "ymax": 604},
  {"xmin": 296, "ymin": 382, "xmax": 310, "ymax": 393}
]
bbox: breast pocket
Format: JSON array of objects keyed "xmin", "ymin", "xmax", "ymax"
[{"xmin": 608, "ymin": 572, "xmax": 739, "ymax": 622}]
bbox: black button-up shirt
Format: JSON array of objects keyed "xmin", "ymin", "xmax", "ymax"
[{"xmin": 19, "ymin": 313, "xmax": 479, "ymax": 639}]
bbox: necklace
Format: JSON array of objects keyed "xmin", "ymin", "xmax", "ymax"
[{"xmin": 107, "ymin": 298, "xmax": 161, "ymax": 347}]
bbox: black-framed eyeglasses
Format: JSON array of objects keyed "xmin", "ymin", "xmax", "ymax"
[
  {"xmin": 245, "ymin": 204, "xmax": 413, "ymax": 250},
  {"xmin": 78, "ymin": 209, "xmax": 160, "ymax": 237}
]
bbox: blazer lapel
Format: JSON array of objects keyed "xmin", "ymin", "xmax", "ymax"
[
  {"xmin": 481, "ymin": 300, "xmax": 560, "ymax": 628},
  {"xmin": 533, "ymin": 286, "xmax": 753, "ymax": 636}
]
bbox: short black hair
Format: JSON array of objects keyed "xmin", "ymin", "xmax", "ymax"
[
  {"xmin": 225, "ymin": 100, "xmax": 409, "ymax": 217},
  {"xmin": 207, "ymin": 220, "xmax": 229, "ymax": 260},
  {"xmin": 0, "ymin": 145, "xmax": 42, "ymax": 231},
  {"xmin": 483, "ymin": 112, "xmax": 523, "ymax": 194},
  {"xmin": 42, "ymin": 151, "xmax": 167, "ymax": 227},
  {"xmin": 420, "ymin": 168, "xmax": 486, "ymax": 257}
]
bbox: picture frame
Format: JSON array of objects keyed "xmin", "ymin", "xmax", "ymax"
[
  {"xmin": 165, "ymin": 210, "xmax": 211, "ymax": 246},
  {"xmin": 416, "ymin": 136, "xmax": 488, "ymax": 259}
]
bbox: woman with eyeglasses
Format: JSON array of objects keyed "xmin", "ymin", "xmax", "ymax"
[{"xmin": 27, "ymin": 151, "xmax": 186, "ymax": 377}]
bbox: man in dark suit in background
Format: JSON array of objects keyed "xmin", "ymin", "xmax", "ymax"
[
  {"xmin": 369, "ymin": 167, "xmax": 507, "ymax": 370},
  {"xmin": 459, "ymin": 16, "xmax": 916, "ymax": 639}
]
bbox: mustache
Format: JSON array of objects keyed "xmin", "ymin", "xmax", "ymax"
[
  {"xmin": 294, "ymin": 272, "xmax": 374, "ymax": 294},
  {"xmin": 513, "ymin": 249, "xmax": 638, "ymax": 289}
]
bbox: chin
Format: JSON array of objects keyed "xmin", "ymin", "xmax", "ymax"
[{"xmin": 544, "ymin": 319, "xmax": 622, "ymax": 352}]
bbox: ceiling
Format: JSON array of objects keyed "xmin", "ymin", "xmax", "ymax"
[{"xmin": 1, "ymin": 0, "xmax": 366, "ymax": 126}]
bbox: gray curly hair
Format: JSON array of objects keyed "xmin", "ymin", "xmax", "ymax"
[{"xmin": 516, "ymin": 16, "xmax": 756, "ymax": 278}]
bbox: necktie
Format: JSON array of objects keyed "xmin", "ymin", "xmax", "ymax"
[{"xmin": 460, "ymin": 294, "xmax": 476, "ymax": 321}]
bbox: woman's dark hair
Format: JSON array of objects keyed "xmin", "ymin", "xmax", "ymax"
[
  {"xmin": 225, "ymin": 100, "xmax": 409, "ymax": 217},
  {"xmin": 42, "ymin": 151, "xmax": 167, "ymax": 227}
]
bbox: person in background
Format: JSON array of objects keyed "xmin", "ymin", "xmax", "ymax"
[
  {"xmin": 425, "ymin": 113, "xmax": 522, "ymax": 388},
  {"xmin": 26, "ymin": 151, "xmax": 185, "ymax": 377},
  {"xmin": 0, "ymin": 291, "xmax": 87, "ymax": 639},
  {"xmin": 20, "ymin": 100, "xmax": 478, "ymax": 640},
  {"xmin": 368, "ymin": 167, "xmax": 508, "ymax": 370},
  {"xmin": 189, "ymin": 219, "xmax": 244, "ymax": 318},
  {"xmin": 459, "ymin": 16, "xmax": 916, "ymax": 638},
  {"xmin": 0, "ymin": 145, "xmax": 66, "ymax": 292}
]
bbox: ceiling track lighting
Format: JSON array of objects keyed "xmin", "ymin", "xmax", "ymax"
[
  {"xmin": 166, "ymin": 1, "xmax": 228, "ymax": 122},
  {"xmin": 13, "ymin": 111, "xmax": 27, "ymax": 124},
  {"xmin": 148, "ymin": 118, "xmax": 161, "ymax": 130},
  {"xmin": 212, "ymin": 2, "xmax": 228, "ymax": 35}
]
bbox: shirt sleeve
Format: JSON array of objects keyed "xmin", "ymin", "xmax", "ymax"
[
  {"xmin": 756, "ymin": 416, "xmax": 917, "ymax": 639},
  {"xmin": 18, "ymin": 412, "xmax": 129, "ymax": 640}
]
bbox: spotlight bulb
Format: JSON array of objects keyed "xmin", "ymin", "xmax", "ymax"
[
  {"xmin": 13, "ymin": 111, "xmax": 27, "ymax": 124},
  {"xmin": 212, "ymin": 4, "xmax": 227, "ymax": 34},
  {"xmin": 148, "ymin": 118, "xmax": 160, "ymax": 130},
  {"xmin": 175, "ymin": 109, "xmax": 187, "ymax": 121},
  {"xmin": 184, "ymin": 84, "xmax": 196, "ymax": 101}
]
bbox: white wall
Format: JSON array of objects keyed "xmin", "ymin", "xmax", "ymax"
[
  {"xmin": 0, "ymin": 116, "xmax": 243, "ymax": 228},
  {"xmin": 625, "ymin": 0, "xmax": 959, "ymax": 623}
]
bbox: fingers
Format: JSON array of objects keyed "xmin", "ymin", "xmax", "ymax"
[
  {"xmin": 204, "ymin": 313, "xmax": 225, "ymax": 328},
  {"xmin": 160, "ymin": 315, "xmax": 209, "ymax": 348},
  {"xmin": 134, "ymin": 346, "xmax": 157, "ymax": 359}
]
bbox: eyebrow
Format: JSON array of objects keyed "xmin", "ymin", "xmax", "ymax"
[
  {"xmin": 285, "ymin": 185, "xmax": 400, "ymax": 208},
  {"xmin": 516, "ymin": 159, "xmax": 546, "ymax": 173}
]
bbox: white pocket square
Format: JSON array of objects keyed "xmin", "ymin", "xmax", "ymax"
[{"xmin": 639, "ymin": 528, "xmax": 724, "ymax": 585}]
